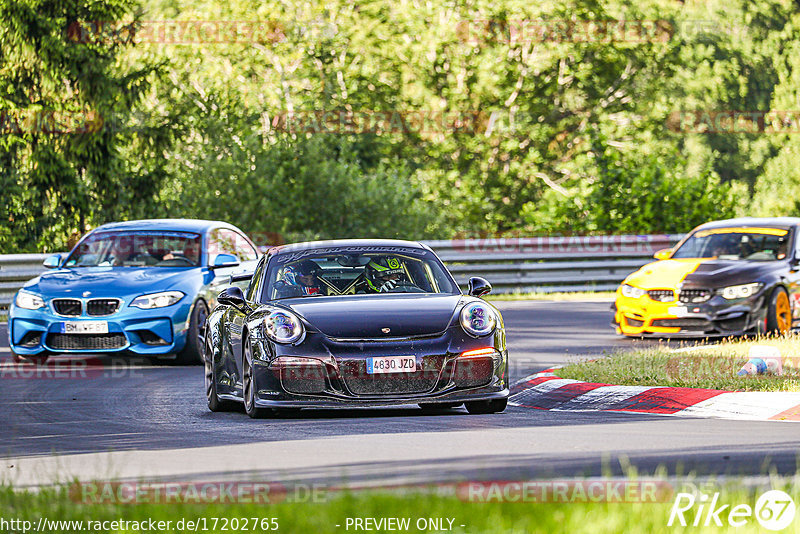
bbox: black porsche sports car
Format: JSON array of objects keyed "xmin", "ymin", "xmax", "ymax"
[
  {"xmin": 614, "ymin": 217, "xmax": 800, "ymax": 337},
  {"xmin": 204, "ymin": 239, "xmax": 509, "ymax": 418}
]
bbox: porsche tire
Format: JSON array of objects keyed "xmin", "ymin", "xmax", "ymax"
[
  {"xmin": 243, "ymin": 339, "xmax": 271, "ymax": 419},
  {"xmin": 175, "ymin": 300, "xmax": 208, "ymax": 365},
  {"xmin": 465, "ymin": 398, "xmax": 507, "ymax": 414},
  {"xmin": 205, "ymin": 338, "xmax": 237, "ymax": 412},
  {"xmin": 766, "ymin": 286, "xmax": 792, "ymax": 335}
]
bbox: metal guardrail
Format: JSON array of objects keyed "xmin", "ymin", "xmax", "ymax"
[
  {"xmin": 0, "ymin": 234, "xmax": 683, "ymax": 310},
  {"xmin": 0, "ymin": 254, "xmax": 55, "ymax": 313},
  {"xmin": 426, "ymin": 234, "xmax": 683, "ymax": 293}
]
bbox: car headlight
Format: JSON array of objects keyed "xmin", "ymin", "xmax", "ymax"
[
  {"xmin": 460, "ymin": 302, "xmax": 497, "ymax": 337},
  {"xmin": 719, "ymin": 283, "xmax": 763, "ymax": 300},
  {"xmin": 15, "ymin": 290, "xmax": 45, "ymax": 310},
  {"xmin": 264, "ymin": 310, "xmax": 304, "ymax": 344},
  {"xmin": 620, "ymin": 284, "xmax": 645, "ymax": 298},
  {"xmin": 129, "ymin": 291, "xmax": 185, "ymax": 309}
]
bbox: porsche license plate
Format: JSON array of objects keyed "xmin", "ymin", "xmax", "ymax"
[
  {"xmin": 366, "ymin": 356, "xmax": 416, "ymax": 374},
  {"xmin": 61, "ymin": 321, "xmax": 108, "ymax": 334}
]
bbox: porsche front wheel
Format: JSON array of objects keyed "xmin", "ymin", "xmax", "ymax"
[
  {"xmin": 766, "ymin": 287, "xmax": 792, "ymax": 335},
  {"xmin": 205, "ymin": 338, "xmax": 237, "ymax": 412},
  {"xmin": 243, "ymin": 339, "xmax": 271, "ymax": 419}
]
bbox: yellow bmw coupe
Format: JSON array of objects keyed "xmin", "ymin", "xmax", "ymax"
[{"xmin": 613, "ymin": 218, "xmax": 800, "ymax": 337}]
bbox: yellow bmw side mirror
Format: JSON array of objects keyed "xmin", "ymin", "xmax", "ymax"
[{"xmin": 653, "ymin": 248, "xmax": 673, "ymax": 260}]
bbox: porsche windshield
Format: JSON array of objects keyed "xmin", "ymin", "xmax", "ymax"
[
  {"xmin": 264, "ymin": 249, "xmax": 459, "ymax": 300},
  {"xmin": 64, "ymin": 231, "xmax": 202, "ymax": 267},
  {"xmin": 671, "ymin": 227, "xmax": 791, "ymax": 261}
]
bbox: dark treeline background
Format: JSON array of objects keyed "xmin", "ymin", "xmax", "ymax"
[{"xmin": 2, "ymin": 0, "xmax": 799, "ymax": 252}]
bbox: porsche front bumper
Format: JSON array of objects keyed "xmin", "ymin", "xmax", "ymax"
[{"xmin": 239, "ymin": 329, "xmax": 510, "ymax": 407}]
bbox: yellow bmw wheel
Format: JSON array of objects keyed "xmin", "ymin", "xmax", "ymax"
[{"xmin": 767, "ymin": 288, "xmax": 792, "ymax": 335}]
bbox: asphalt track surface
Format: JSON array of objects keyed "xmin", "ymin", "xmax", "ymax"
[{"xmin": 1, "ymin": 300, "xmax": 798, "ymax": 488}]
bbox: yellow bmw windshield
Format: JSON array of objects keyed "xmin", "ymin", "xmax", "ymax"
[{"xmin": 672, "ymin": 227, "xmax": 790, "ymax": 261}]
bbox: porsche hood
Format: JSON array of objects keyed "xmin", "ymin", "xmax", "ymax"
[{"xmin": 278, "ymin": 294, "xmax": 464, "ymax": 338}]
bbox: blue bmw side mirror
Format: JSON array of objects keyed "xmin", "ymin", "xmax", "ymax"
[
  {"xmin": 210, "ymin": 253, "xmax": 240, "ymax": 270},
  {"xmin": 43, "ymin": 254, "xmax": 62, "ymax": 269}
]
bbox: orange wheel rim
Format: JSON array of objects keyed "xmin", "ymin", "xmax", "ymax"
[{"xmin": 776, "ymin": 291, "xmax": 791, "ymax": 333}]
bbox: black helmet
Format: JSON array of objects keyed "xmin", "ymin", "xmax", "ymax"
[
  {"xmin": 284, "ymin": 259, "xmax": 321, "ymax": 286},
  {"xmin": 293, "ymin": 259, "xmax": 321, "ymax": 276}
]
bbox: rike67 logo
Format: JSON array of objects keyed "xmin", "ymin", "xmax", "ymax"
[{"xmin": 669, "ymin": 489, "xmax": 796, "ymax": 530}]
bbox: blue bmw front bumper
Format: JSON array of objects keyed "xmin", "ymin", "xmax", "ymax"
[{"xmin": 8, "ymin": 298, "xmax": 193, "ymax": 356}]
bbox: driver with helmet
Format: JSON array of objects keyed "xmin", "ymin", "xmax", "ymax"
[
  {"xmin": 280, "ymin": 259, "xmax": 324, "ymax": 295},
  {"xmin": 364, "ymin": 256, "xmax": 408, "ymax": 293},
  {"xmin": 710, "ymin": 234, "xmax": 741, "ymax": 258}
]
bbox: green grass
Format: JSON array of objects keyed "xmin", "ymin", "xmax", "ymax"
[
  {"xmin": 1, "ymin": 481, "xmax": 798, "ymax": 533},
  {"xmin": 488, "ymin": 291, "xmax": 616, "ymax": 302},
  {"xmin": 558, "ymin": 335, "xmax": 800, "ymax": 391}
]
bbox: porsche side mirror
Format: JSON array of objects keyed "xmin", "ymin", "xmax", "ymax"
[
  {"xmin": 468, "ymin": 277, "xmax": 492, "ymax": 297},
  {"xmin": 43, "ymin": 254, "xmax": 62, "ymax": 269},
  {"xmin": 210, "ymin": 253, "xmax": 240, "ymax": 270},
  {"xmin": 218, "ymin": 286, "xmax": 247, "ymax": 310},
  {"xmin": 653, "ymin": 248, "xmax": 673, "ymax": 261}
]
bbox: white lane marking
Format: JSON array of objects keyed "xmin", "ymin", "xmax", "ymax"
[{"xmin": 679, "ymin": 392, "xmax": 800, "ymax": 421}]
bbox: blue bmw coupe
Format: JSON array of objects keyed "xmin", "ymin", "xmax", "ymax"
[{"xmin": 9, "ymin": 219, "xmax": 260, "ymax": 365}]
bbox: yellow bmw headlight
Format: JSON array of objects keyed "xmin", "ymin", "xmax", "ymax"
[
  {"xmin": 621, "ymin": 284, "xmax": 645, "ymax": 298},
  {"xmin": 719, "ymin": 283, "xmax": 762, "ymax": 300}
]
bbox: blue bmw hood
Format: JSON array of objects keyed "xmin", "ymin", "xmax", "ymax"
[{"xmin": 23, "ymin": 267, "xmax": 199, "ymax": 299}]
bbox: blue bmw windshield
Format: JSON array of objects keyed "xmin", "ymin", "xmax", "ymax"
[{"xmin": 64, "ymin": 231, "xmax": 202, "ymax": 268}]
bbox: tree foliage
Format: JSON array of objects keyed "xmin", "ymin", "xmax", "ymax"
[{"xmin": 2, "ymin": 0, "xmax": 800, "ymax": 251}]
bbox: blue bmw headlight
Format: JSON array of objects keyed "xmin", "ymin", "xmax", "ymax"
[
  {"xmin": 130, "ymin": 291, "xmax": 185, "ymax": 309},
  {"xmin": 15, "ymin": 290, "xmax": 45, "ymax": 310},
  {"xmin": 460, "ymin": 302, "xmax": 497, "ymax": 337}
]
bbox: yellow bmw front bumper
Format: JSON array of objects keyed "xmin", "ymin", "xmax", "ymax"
[{"xmin": 614, "ymin": 290, "xmax": 683, "ymax": 336}]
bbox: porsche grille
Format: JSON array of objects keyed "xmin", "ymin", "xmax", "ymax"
[{"xmin": 339, "ymin": 355, "xmax": 445, "ymax": 395}]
